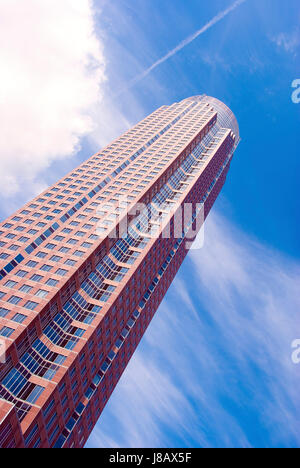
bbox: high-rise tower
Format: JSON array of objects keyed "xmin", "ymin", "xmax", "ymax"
[{"xmin": 0, "ymin": 96, "xmax": 239, "ymax": 448}]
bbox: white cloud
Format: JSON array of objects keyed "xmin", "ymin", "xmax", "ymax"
[
  {"xmin": 272, "ymin": 30, "xmax": 300, "ymax": 54},
  {"xmin": 86, "ymin": 211, "xmax": 300, "ymax": 448},
  {"xmin": 0, "ymin": 0, "xmax": 106, "ymax": 197},
  {"xmin": 88, "ymin": 355, "xmax": 188, "ymax": 448}
]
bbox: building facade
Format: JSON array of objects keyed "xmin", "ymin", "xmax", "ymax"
[{"xmin": 0, "ymin": 95, "xmax": 239, "ymax": 448}]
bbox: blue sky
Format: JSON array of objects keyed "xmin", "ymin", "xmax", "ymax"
[{"xmin": 0, "ymin": 0, "xmax": 299, "ymax": 448}]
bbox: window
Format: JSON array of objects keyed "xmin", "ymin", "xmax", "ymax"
[
  {"xmin": 43, "ymin": 399, "xmax": 55, "ymax": 418},
  {"xmin": 49, "ymin": 424, "xmax": 59, "ymax": 443},
  {"xmin": 35, "ymin": 290, "xmax": 48, "ymax": 299},
  {"xmin": 59, "ymin": 247, "xmax": 70, "ymax": 253},
  {"xmin": 50, "ymin": 255, "xmax": 62, "ymax": 262},
  {"xmin": 71, "ymin": 380, "xmax": 78, "ymax": 391},
  {"xmin": 19, "ymin": 284, "xmax": 32, "ymax": 293},
  {"xmin": 41, "ymin": 264, "xmax": 52, "ymax": 272},
  {"xmin": 25, "ymin": 424, "xmax": 38, "ymax": 446},
  {"xmin": 45, "ymin": 243, "xmax": 55, "ymax": 250},
  {"xmin": 36, "ymin": 251, "xmax": 47, "ymax": 258},
  {"xmin": 0, "ymin": 326, "xmax": 14, "ymax": 337},
  {"xmin": 4, "ymin": 280, "xmax": 17, "ymax": 289},
  {"xmin": 61, "ymin": 395, "xmax": 68, "ymax": 406},
  {"xmin": 79, "ymin": 353, "xmax": 85, "ymax": 363},
  {"xmin": 33, "ymin": 437, "xmax": 41, "ymax": 448},
  {"xmin": 0, "ymin": 253, "xmax": 9, "ymax": 259},
  {"xmin": 0, "ymin": 308, "xmax": 9, "ymax": 318},
  {"xmin": 30, "ymin": 274, "xmax": 43, "ymax": 282},
  {"xmin": 56, "ymin": 269, "xmax": 67, "ymax": 276},
  {"xmin": 19, "ymin": 236, "xmax": 29, "ymax": 243},
  {"xmin": 16, "ymin": 270, "xmax": 28, "ymax": 277},
  {"xmin": 65, "ymin": 259, "xmax": 76, "ymax": 267},
  {"xmin": 59, "ymin": 382, "xmax": 66, "ymax": 394},
  {"xmin": 26, "ymin": 385, "xmax": 45, "ymax": 404},
  {"xmin": 46, "ymin": 412, "xmax": 57, "ymax": 431},
  {"xmin": 74, "ymin": 250, "xmax": 84, "ymax": 257},
  {"xmin": 54, "ymin": 354, "xmax": 66, "ymax": 365},
  {"xmin": 8, "ymin": 244, "xmax": 19, "ymax": 250},
  {"xmin": 26, "ymin": 260, "xmax": 38, "ymax": 268},
  {"xmin": 12, "ymin": 313, "xmax": 27, "ymax": 323},
  {"xmin": 46, "ymin": 278, "xmax": 58, "ymax": 287},
  {"xmin": 8, "ymin": 295, "xmax": 22, "ymax": 305},
  {"xmin": 24, "ymin": 301, "xmax": 38, "ymax": 311}
]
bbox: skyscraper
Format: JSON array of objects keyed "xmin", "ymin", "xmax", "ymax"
[{"xmin": 0, "ymin": 95, "xmax": 239, "ymax": 448}]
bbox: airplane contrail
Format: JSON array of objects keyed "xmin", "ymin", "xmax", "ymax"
[{"xmin": 116, "ymin": 0, "xmax": 247, "ymax": 96}]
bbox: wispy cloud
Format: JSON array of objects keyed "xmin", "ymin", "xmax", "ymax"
[
  {"xmin": 271, "ymin": 29, "xmax": 300, "ymax": 55},
  {"xmin": 115, "ymin": 0, "xmax": 247, "ymax": 96},
  {"xmin": 0, "ymin": 0, "xmax": 106, "ymax": 198},
  {"xmin": 86, "ymin": 210, "xmax": 300, "ymax": 448}
]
